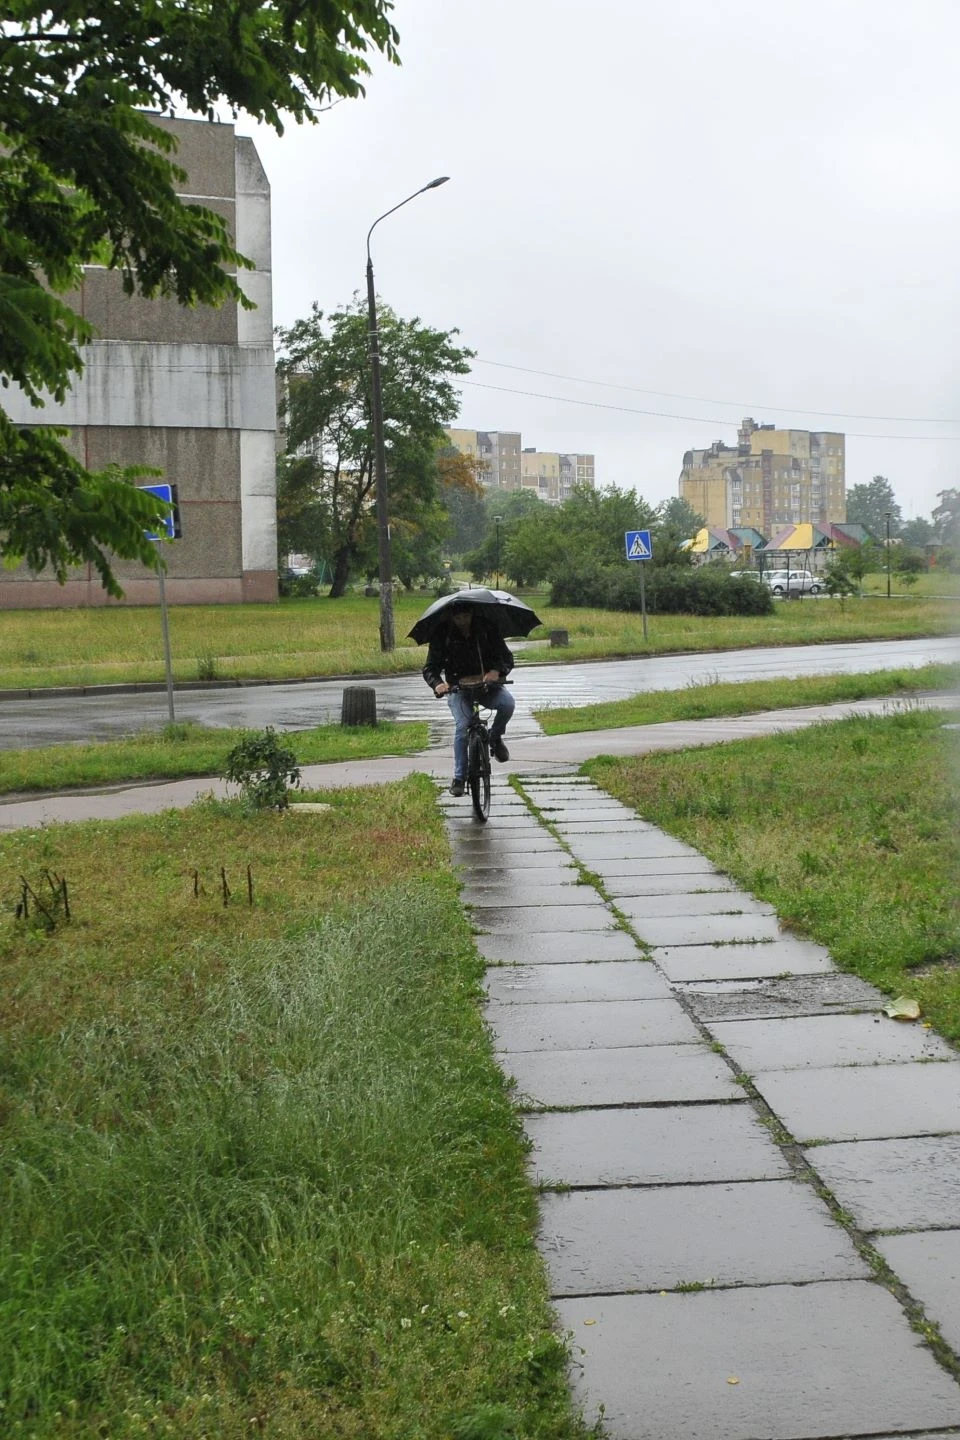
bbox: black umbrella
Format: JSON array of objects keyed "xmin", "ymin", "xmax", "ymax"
[{"xmin": 408, "ymin": 588, "xmax": 543, "ymax": 645}]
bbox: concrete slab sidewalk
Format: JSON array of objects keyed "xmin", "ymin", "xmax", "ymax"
[{"xmin": 442, "ymin": 770, "xmax": 960, "ymax": 1438}]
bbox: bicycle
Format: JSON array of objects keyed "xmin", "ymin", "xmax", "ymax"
[{"xmin": 449, "ymin": 681, "xmax": 511, "ymax": 822}]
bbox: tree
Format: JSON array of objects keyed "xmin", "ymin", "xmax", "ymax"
[
  {"xmin": 1, "ymin": 0, "xmax": 399, "ymax": 594},
  {"xmin": 276, "ymin": 300, "xmax": 472, "ymax": 596},
  {"xmin": 845, "ymin": 476, "xmax": 902, "ymax": 540},
  {"xmin": 437, "ymin": 447, "xmax": 486, "ymax": 556},
  {"xmin": 901, "ymin": 516, "xmax": 935, "ymax": 548},
  {"xmin": 655, "ymin": 495, "xmax": 704, "ymax": 540},
  {"xmin": 932, "ymin": 489, "xmax": 960, "ymax": 547}
]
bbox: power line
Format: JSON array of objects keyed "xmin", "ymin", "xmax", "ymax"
[
  {"xmin": 471, "ymin": 357, "xmax": 960, "ymax": 428},
  {"xmin": 457, "ymin": 378, "xmax": 960, "ymax": 442}
]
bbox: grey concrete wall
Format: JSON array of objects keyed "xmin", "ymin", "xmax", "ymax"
[{"xmin": 0, "ymin": 116, "xmax": 277, "ymax": 611}]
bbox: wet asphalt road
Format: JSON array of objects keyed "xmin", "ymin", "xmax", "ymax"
[{"xmin": 0, "ymin": 635, "xmax": 956, "ymax": 750}]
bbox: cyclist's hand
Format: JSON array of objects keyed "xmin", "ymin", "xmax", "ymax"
[
  {"xmin": 483, "ymin": 670, "xmax": 500, "ymax": 683},
  {"xmin": 435, "ymin": 682, "xmax": 450, "ymax": 696}
]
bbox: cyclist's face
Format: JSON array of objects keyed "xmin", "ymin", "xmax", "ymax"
[{"xmin": 451, "ymin": 611, "xmax": 473, "ymax": 636}]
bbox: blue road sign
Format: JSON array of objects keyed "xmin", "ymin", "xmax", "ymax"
[
  {"xmin": 625, "ymin": 529, "xmax": 652, "ymax": 561},
  {"xmin": 139, "ymin": 483, "xmax": 181, "ymax": 540}
]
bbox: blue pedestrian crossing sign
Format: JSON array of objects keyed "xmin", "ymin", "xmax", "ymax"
[
  {"xmin": 139, "ymin": 483, "xmax": 182, "ymax": 541},
  {"xmin": 625, "ymin": 529, "xmax": 652, "ymax": 561}
]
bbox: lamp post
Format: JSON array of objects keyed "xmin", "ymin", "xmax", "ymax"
[
  {"xmin": 494, "ymin": 514, "xmax": 502, "ymax": 590},
  {"xmin": 885, "ymin": 510, "xmax": 892, "ymax": 598},
  {"xmin": 365, "ymin": 176, "xmax": 450, "ymax": 651}
]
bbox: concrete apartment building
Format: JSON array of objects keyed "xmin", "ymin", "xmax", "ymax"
[
  {"xmin": 445, "ymin": 428, "xmax": 594, "ymax": 503},
  {"xmin": 0, "ymin": 115, "xmax": 278, "ymax": 607},
  {"xmin": 679, "ymin": 418, "xmax": 845, "ymax": 533}
]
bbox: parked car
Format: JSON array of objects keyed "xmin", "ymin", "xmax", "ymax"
[{"xmin": 762, "ymin": 569, "xmax": 822, "ymax": 595}]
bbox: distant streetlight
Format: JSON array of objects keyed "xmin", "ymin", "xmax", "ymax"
[
  {"xmin": 885, "ymin": 510, "xmax": 892, "ymax": 598},
  {"xmin": 365, "ymin": 176, "xmax": 450, "ymax": 652},
  {"xmin": 494, "ymin": 514, "xmax": 503, "ymax": 589}
]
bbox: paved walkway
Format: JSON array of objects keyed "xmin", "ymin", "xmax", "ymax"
[
  {"xmin": 440, "ymin": 774, "xmax": 960, "ymax": 1439},
  {"xmin": 5, "ymin": 690, "xmax": 960, "ymax": 1436}
]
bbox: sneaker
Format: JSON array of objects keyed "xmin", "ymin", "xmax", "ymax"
[
  {"xmin": 449, "ymin": 778, "xmax": 465, "ymax": 796},
  {"xmin": 491, "ymin": 735, "xmax": 509, "ymax": 763}
]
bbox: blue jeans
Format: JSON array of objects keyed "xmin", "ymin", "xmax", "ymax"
[{"xmin": 448, "ymin": 685, "xmax": 515, "ymax": 780}]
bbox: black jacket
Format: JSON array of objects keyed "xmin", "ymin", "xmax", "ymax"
[{"xmin": 422, "ymin": 618, "xmax": 514, "ymax": 691}]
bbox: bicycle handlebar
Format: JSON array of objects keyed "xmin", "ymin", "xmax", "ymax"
[{"xmin": 442, "ymin": 680, "xmax": 513, "ymax": 696}]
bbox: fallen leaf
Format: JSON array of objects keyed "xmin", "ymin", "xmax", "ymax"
[
  {"xmin": 583, "ymin": 1318, "xmax": 597, "ymax": 1326},
  {"xmin": 884, "ymin": 996, "xmax": 921, "ymax": 1022},
  {"xmin": 727, "ymin": 1377, "xmax": 740, "ymax": 1386}
]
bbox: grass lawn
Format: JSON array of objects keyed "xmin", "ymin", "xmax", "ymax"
[
  {"xmin": 534, "ymin": 663, "xmax": 960, "ymax": 734},
  {"xmin": 584, "ymin": 708, "xmax": 960, "ymax": 1043},
  {"xmin": 0, "ymin": 591, "xmax": 955, "ymax": 689},
  {"xmin": 0, "ymin": 777, "xmax": 591, "ymax": 1439},
  {"xmin": 861, "ymin": 570, "xmax": 960, "ymax": 598},
  {"xmin": 0, "ymin": 719, "xmax": 428, "ymax": 796}
]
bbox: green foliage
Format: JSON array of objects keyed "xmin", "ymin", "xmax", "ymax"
[
  {"xmin": 0, "ymin": 0, "xmax": 399, "ymax": 592},
  {"xmin": 932, "ymin": 488, "xmax": 960, "ymax": 547},
  {"xmin": 277, "ymin": 300, "xmax": 473, "ymax": 595},
  {"xmin": 845, "ymin": 475, "xmax": 902, "ymax": 539},
  {"xmin": 550, "ymin": 563, "xmax": 773, "ymax": 616},
  {"xmin": 585, "ymin": 709, "xmax": 960, "ymax": 1041},
  {"xmin": 822, "ymin": 554, "xmax": 860, "ymax": 602},
  {"xmin": 223, "ymin": 725, "xmax": 301, "ymax": 810},
  {"xmin": 0, "ymin": 783, "xmax": 586, "ymax": 1436}
]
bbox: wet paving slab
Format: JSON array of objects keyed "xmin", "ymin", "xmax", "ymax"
[
  {"xmin": 603, "ymin": 871, "xmax": 738, "ymax": 897},
  {"xmin": 678, "ymin": 972, "xmax": 886, "ymax": 1022},
  {"xmin": 455, "ymin": 862, "xmax": 579, "ymax": 881},
  {"xmin": 711, "ymin": 1013, "xmax": 956, "ymax": 1070},
  {"xmin": 461, "ymin": 883, "xmax": 601, "ymax": 907},
  {"xmin": 754, "ymin": 1062, "xmax": 960, "ymax": 1143},
  {"xmin": 471, "ymin": 904, "xmax": 617, "ymax": 933},
  {"xmin": 538, "ymin": 1180, "xmax": 868, "ymax": 1295},
  {"xmin": 555, "ymin": 1283, "xmax": 960, "ymax": 1439},
  {"xmin": 652, "ymin": 938, "xmax": 834, "ymax": 982},
  {"xmin": 565, "ymin": 835, "xmax": 703, "ymax": 862},
  {"xmin": 629, "ymin": 913, "xmax": 788, "ymax": 947},
  {"xmin": 477, "ymin": 930, "xmax": 643, "ymax": 965},
  {"xmin": 486, "ymin": 997, "xmax": 701, "ymax": 1052},
  {"xmin": 616, "ymin": 891, "xmax": 776, "ymax": 920},
  {"xmin": 807, "ymin": 1135, "xmax": 960, "ymax": 1230},
  {"xmin": 505, "ymin": 1044, "xmax": 740, "ymax": 1109},
  {"xmin": 876, "ymin": 1231, "xmax": 960, "ymax": 1355},
  {"xmin": 525, "ymin": 1104, "xmax": 789, "ymax": 1188},
  {"xmin": 485, "ymin": 960, "xmax": 672, "ymax": 1005},
  {"xmin": 586, "ymin": 855, "xmax": 726, "ymax": 877}
]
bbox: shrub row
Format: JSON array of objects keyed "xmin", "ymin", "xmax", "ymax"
[{"xmin": 550, "ymin": 565, "xmax": 774, "ymax": 616}]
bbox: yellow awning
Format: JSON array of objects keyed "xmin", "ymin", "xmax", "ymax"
[{"xmin": 690, "ymin": 527, "xmax": 711, "ymax": 554}]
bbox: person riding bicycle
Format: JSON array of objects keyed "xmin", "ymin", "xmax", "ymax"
[{"xmin": 422, "ymin": 603, "xmax": 516, "ymax": 796}]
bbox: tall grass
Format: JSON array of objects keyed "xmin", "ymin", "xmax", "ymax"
[
  {"xmin": 0, "ymin": 784, "xmax": 589, "ymax": 1438},
  {"xmin": 586, "ymin": 708, "xmax": 960, "ymax": 1042}
]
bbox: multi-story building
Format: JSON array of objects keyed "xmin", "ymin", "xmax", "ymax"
[
  {"xmin": 445, "ymin": 428, "xmax": 594, "ymax": 504},
  {"xmin": 679, "ymin": 417, "xmax": 845, "ymax": 534},
  {"xmin": 0, "ymin": 115, "xmax": 278, "ymax": 607}
]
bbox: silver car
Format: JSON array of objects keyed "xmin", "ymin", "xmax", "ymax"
[{"xmin": 763, "ymin": 569, "xmax": 822, "ymax": 595}]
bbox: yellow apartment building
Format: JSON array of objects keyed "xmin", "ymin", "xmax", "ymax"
[{"xmin": 679, "ymin": 417, "xmax": 845, "ymax": 533}]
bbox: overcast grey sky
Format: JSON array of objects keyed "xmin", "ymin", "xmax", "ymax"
[{"xmin": 247, "ymin": 0, "xmax": 959, "ymax": 519}]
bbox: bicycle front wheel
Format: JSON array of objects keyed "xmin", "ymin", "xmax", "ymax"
[{"xmin": 468, "ymin": 730, "xmax": 490, "ymax": 822}]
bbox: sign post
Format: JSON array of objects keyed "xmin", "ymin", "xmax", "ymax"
[
  {"xmin": 624, "ymin": 529, "xmax": 652, "ymax": 640},
  {"xmin": 139, "ymin": 484, "xmax": 181, "ymax": 724}
]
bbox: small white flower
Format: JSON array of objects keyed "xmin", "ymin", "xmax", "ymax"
[
  {"xmin": 457, "ymin": 1310, "xmax": 469, "ymax": 1319},
  {"xmin": 400, "ymin": 1317, "xmax": 412, "ymax": 1330},
  {"xmin": 420, "ymin": 1304, "xmax": 429, "ymax": 1315}
]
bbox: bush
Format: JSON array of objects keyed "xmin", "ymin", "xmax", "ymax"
[
  {"xmin": 550, "ymin": 564, "xmax": 773, "ymax": 616},
  {"xmin": 223, "ymin": 726, "xmax": 301, "ymax": 810}
]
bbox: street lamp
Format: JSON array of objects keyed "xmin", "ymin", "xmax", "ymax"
[
  {"xmin": 365, "ymin": 176, "xmax": 450, "ymax": 651},
  {"xmin": 494, "ymin": 514, "xmax": 503, "ymax": 590},
  {"xmin": 885, "ymin": 510, "xmax": 892, "ymax": 598}
]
